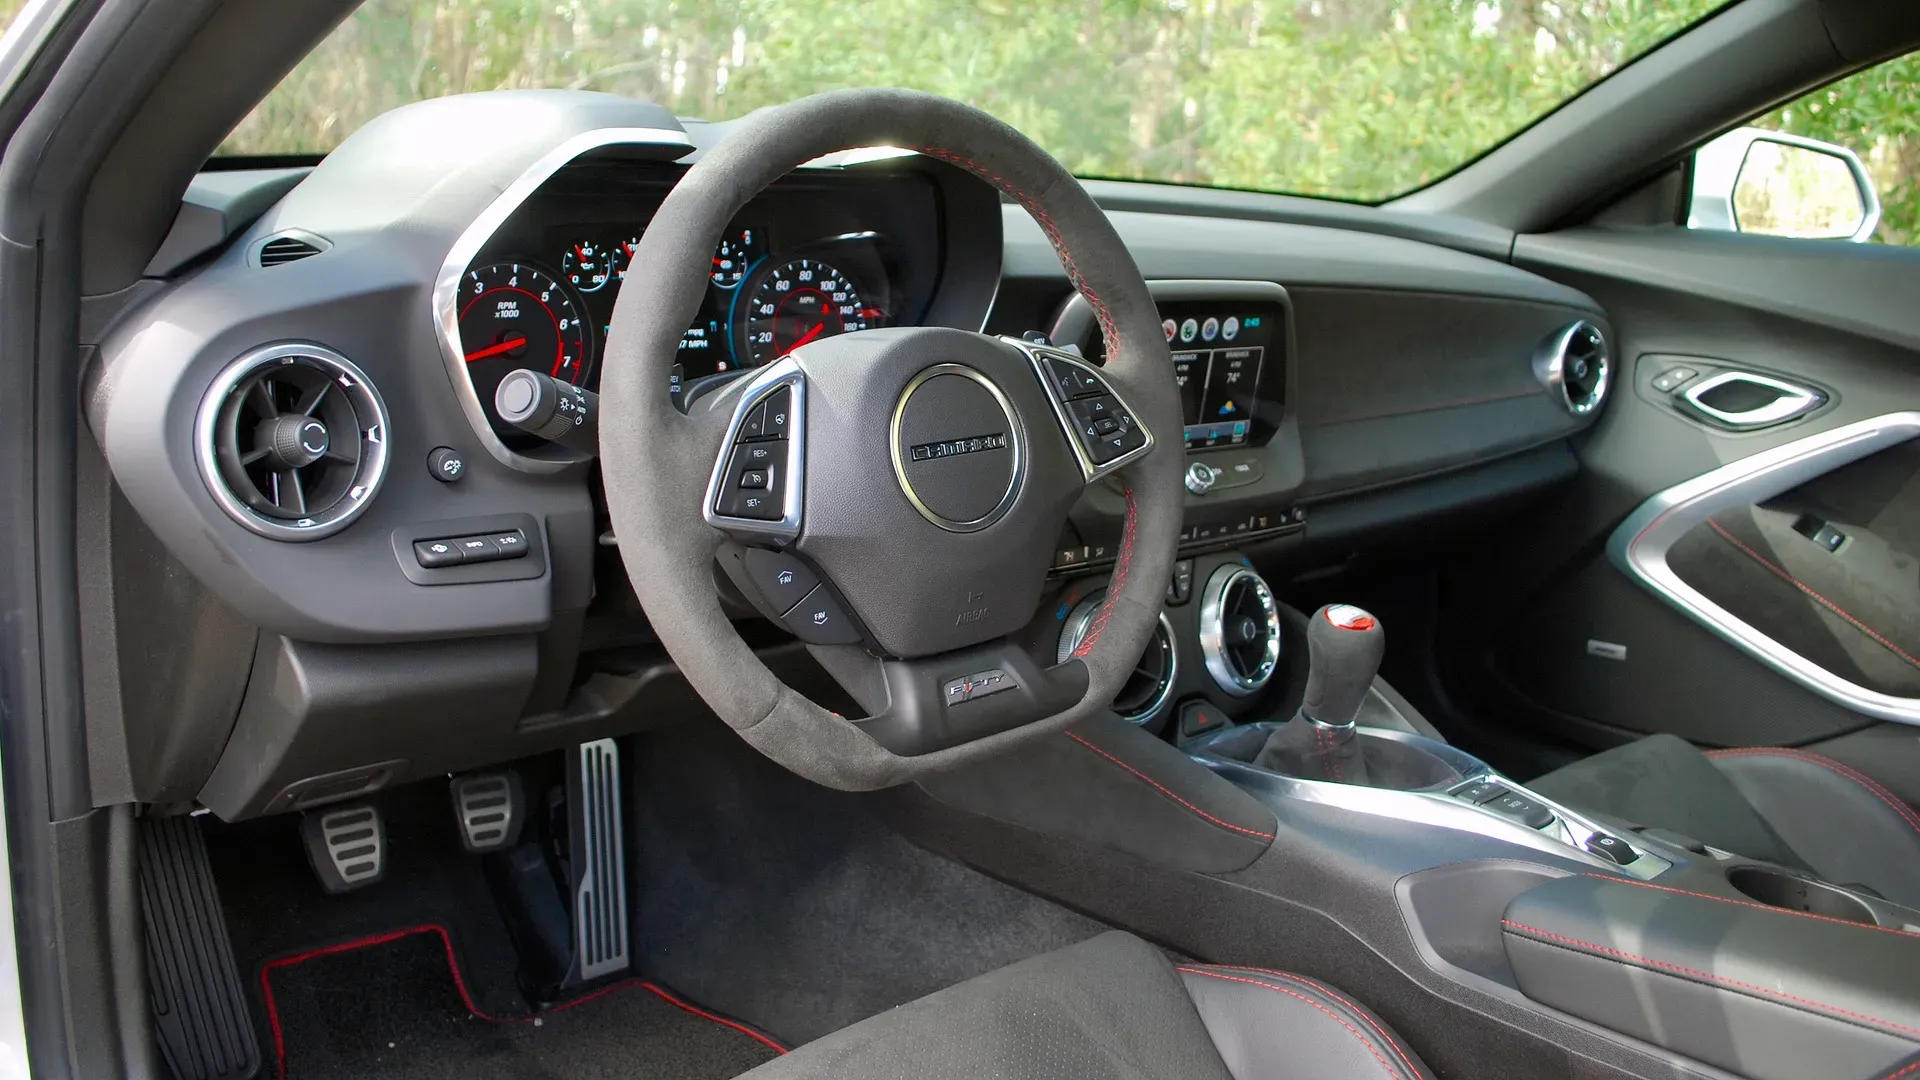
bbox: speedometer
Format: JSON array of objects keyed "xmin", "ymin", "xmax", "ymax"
[{"xmin": 741, "ymin": 258, "xmax": 876, "ymax": 366}]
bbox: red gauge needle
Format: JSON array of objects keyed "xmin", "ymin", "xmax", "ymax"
[
  {"xmin": 464, "ymin": 335, "xmax": 528, "ymax": 362},
  {"xmin": 790, "ymin": 322, "xmax": 828, "ymax": 351}
]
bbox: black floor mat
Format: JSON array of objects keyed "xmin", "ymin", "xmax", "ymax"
[
  {"xmin": 631, "ymin": 717, "xmax": 1110, "ymax": 1045},
  {"xmin": 262, "ymin": 925, "xmax": 782, "ymax": 1080}
]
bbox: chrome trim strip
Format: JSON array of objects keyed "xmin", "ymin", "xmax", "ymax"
[
  {"xmin": 193, "ymin": 343, "xmax": 392, "ymax": 542},
  {"xmin": 1193, "ymin": 725, "xmax": 1672, "ymax": 879},
  {"xmin": 700, "ymin": 358, "xmax": 807, "ymax": 542},
  {"xmin": 1680, "ymin": 370, "xmax": 1821, "ymax": 428},
  {"xmin": 1006, "ymin": 338, "xmax": 1155, "ymax": 481},
  {"xmin": 1609, "ymin": 412, "xmax": 1920, "ymax": 726},
  {"xmin": 1531, "ymin": 319, "xmax": 1610, "ymax": 416},
  {"xmin": 431, "ymin": 126, "xmax": 695, "ymax": 474},
  {"xmin": 1198, "ymin": 564, "xmax": 1281, "ymax": 696},
  {"xmin": 888, "ymin": 363, "xmax": 1026, "ymax": 533}
]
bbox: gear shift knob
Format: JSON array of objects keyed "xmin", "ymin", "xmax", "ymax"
[{"xmin": 1301, "ymin": 604, "xmax": 1385, "ymax": 727}]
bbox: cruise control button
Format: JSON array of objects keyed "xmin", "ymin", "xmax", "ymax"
[
  {"xmin": 785, "ymin": 584, "xmax": 861, "ymax": 645},
  {"xmin": 737, "ymin": 441, "xmax": 781, "ymax": 468},
  {"xmin": 486, "ymin": 531, "xmax": 529, "ymax": 559},
  {"xmin": 455, "ymin": 535, "xmax": 501, "ymax": 562},
  {"xmin": 759, "ymin": 387, "xmax": 794, "ymax": 439},
  {"xmin": 738, "ymin": 401, "xmax": 768, "ymax": 441},
  {"xmin": 741, "ymin": 548, "xmax": 819, "ymax": 614},
  {"xmin": 719, "ymin": 487, "xmax": 782, "ymax": 520},
  {"xmin": 739, "ymin": 469, "xmax": 769, "ymax": 489},
  {"xmin": 414, "ymin": 539, "xmax": 463, "ymax": 568}
]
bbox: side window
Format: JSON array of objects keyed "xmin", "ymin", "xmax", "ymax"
[{"xmin": 1688, "ymin": 53, "xmax": 1919, "ymax": 245}]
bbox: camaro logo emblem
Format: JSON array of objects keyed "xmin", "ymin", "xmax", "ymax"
[{"xmin": 909, "ymin": 432, "xmax": 1008, "ymax": 461}]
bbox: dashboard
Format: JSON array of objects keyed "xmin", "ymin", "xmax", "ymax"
[
  {"xmin": 84, "ymin": 89, "xmax": 1610, "ymax": 819},
  {"xmin": 450, "ymin": 164, "xmax": 948, "ymax": 450}
]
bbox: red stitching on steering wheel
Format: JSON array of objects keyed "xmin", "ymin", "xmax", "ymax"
[{"xmin": 1074, "ymin": 482, "xmax": 1137, "ymax": 658}]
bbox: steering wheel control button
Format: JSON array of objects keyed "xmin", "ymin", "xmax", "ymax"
[
  {"xmin": 739, "ymin": 401, "xmax": 769, "ymax": 440},
  {"xmin": 760, "ymin": 387, "xmax": 794, "ymax": 438},
  {"xmin": 1044, "ymin": 358, "xmax": 1105, "ymax": 399},
  {"xmin": 784, "ymin": 585, "xmax": 860, "ymax": 645},
  {"xmin": 1483, "ymin": 791, "xmax": 1556, "ymax": 830},
  {"xmin": 737, "ymin": 443, "xmax": 780, "ymax": 468},
  {"xmin": 428, "ymin": 446, "xmax": 466, "ymax": 483},
  {"xmin": 1014, "ymin": 340, "xmax": 1156, "ymax": 483},
  {"xmin": 891, "ymin": 364, "xmax": 1023, "ymax": 532},
  {"xmin": 742, "ymin": 548, "xmax": 819, "ymax": 615},
  {"xmin": 738, "ymin": 469, "xmax": 769, "ymax": 490},
  {"xmin": 414, "ymin": 539, "xmax": 463, "ymax": 568},
  {"xmin": 1585, "ymin": 833, "xmax": 1637, "ymax": 865}
]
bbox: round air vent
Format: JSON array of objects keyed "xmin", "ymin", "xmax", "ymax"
[
  {"xmin": 194, "ymin": 343, "xmax": 391, "ymax": 541},
  {"xmin": 1199, "ymin": 565, "xmax": 1281, "ymax": 696},
  {"xmin": 1533, "ymin": 320, "xmax": 1610, "ymax": 416},
  {"xmin": 1057, "ymin": 597, "xmax": 1176, "ymax": 724}
]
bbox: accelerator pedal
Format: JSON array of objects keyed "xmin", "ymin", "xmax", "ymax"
[
  {"xmin": 300, "ymin": 802, "xmax": 385, "ymax": 893},
  {"xmin": 451, "ymin": 771, "xmax": 525, "ymax": 853},
  {"xmin": 565, "ymin": 738, "xmax": 630, "ymax": 983},
  {"xmin": 142, "ymin": 815, "xmax": 261, "ymax": 1080}
]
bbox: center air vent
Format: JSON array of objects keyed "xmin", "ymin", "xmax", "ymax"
[
  {"xmin": 1533, "ymin": 320, "xmax": 1610, "ymax": 416},
  {"xmin": 1058, "ymin": 599, "xmax": 1176, "ymax": 724},
  {"xmin": 256, "ymin": 233, "xmax": 328, "ymax": 267},
  {"xmin": 1199, "ymin": 565, "xmax": 1282, "ymax": 696},
  {"xmin": 194, "ymin": 343, "xmax": 391, "ymax": 541}
]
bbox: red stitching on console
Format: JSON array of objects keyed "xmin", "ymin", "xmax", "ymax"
[
  {"xmin": 1707, "ymin": 519, "xmax": 1920, "ymax": 671},
  {"xmin": 1075, "ymin": 482, "xmax": 1138, "ymax": 658},
  {"xmin": 1065, "ymin": 730, "xmax": 1274, "ymax": 841},
  {"xmin": 1705, "ymin": 746, "xmax": 1920, "ymax": 836},
  {"xmin": 259, "ymin": 924, "xmax": 787, "ymax": 1079},
  {"xmin": 1177, "ymin": 968, "xmax": 1408, "ymax": 1080},
  {"xmin": 1590, "ymin": 875, "xmax": 1920, "ymax": 937},
  {"xmin": 1200, "ymin": 966, "xmax": 1425, "ymax": 1079},
  {"xmin": 1500, "ymin": 919, "xmax": 1920, "ymax": 1040}
]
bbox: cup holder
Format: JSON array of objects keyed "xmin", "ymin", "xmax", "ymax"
[{"xmin": 1727, "ymin": 865, "xmax": 1878, "ymax": 925}]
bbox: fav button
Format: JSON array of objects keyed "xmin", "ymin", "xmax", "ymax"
[
  {"xmin": 741, "ymin": 548, "xmax": 820, "ymax": 614},
  {"xmin": 785, "ymin": 584, "xmax": 861, "ymax": 645}
]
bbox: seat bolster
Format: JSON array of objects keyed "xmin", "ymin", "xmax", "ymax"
[
  {"xmin": 1178, "ymin": 965, "xmax": 1434, "ymax": 1080},
  {"xmin": 1709, "ymin": 748, "xmax": 1920, "ymax": 909}
]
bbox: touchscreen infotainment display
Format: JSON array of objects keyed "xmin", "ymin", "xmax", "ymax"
[{"xmin": 1157, "ymin": 301, "xmax": 1284, "ymax": 449}]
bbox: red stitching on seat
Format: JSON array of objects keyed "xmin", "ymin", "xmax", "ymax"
[
  {"xmin": 1074, "ymin": 482, "xmax": 1138, "ymax": 658},
  {"xmin": 1500, "ymin": 919, "xmax": 1920, "ymax": 1040},
  {"xmin": 1197, "ymin": 966, "xmax": 1425, "ymax": 1079},
  {"xmin": 1588, "ymin": 875, "xmax": 1920, "ymax": 937},
  {"xmin": 259, "ymin": 924, "xmax": 787, "ymax": 1079},
  {"xmin": 1705, "ymin": 746, "xmax": 1920, "ymax": 836},
  {"xmin": 1177, "ymin": 968, "xmax": 1409, "ymax": 1080},
  {"xmin": 1064, "ymin": 730, "xmax": 1274, "ymax": 841},
  {"xmin": 1707, "ymin": 518, "xmax": 1920, "ymax": 671}
]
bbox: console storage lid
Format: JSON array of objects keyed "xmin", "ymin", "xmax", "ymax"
[{"xmin": 1500, "ymin": 874, "xmax": 1920, "ymax": 1080}]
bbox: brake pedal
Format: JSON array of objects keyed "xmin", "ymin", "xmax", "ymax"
[
  {"xmin": 452, "ymin": 771, "xmax": 525, "ymax": 853},
  {"xmin": 565, "ymin": 738, "xmax": 630, "ymax": 983},
  {"xmin": 300, "ymin": 803, "xmax": 385, "ymax": 893}
]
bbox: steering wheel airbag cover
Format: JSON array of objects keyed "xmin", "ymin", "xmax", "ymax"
[{"xmin": 598, "ymin": 89, "xmax": 1181, "ymax": 789}]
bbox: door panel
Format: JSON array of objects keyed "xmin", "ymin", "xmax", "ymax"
[{"xmin": 1461, "ymin": 226, "xmax": 1920, "ymax": 772}]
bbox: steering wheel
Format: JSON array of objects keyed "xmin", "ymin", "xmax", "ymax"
[{"xmin": 599, "ymin": 89, "xmax": 1183, "ymax": 790}]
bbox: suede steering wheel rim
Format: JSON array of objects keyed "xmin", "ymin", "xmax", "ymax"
[{"xmin": 598, "ymin": 89, "xmax": 1183, "ymax": 791}]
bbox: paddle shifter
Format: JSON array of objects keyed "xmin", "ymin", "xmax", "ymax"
[{"xmin": 1253, "ymin": 604, "xmax": 1384, "ymax": 784}]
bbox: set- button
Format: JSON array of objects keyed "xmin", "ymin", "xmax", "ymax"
[
  {"xmin": 413, "ymin": 530, "xmax": 529, "ymax": 568},
  {"xmin": 716, "ymin": 385, "xmax": 793, "ymax": 522}
]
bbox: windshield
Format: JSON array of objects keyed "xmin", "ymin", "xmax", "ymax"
[{"xmin": 220, "ymin": 0, "xmax": 1721, "ymax": 202}]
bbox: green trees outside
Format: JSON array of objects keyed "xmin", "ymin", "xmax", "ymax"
[{"xmin": 4, "ymin": 0, "xmax": 1916, "ymax": 242}]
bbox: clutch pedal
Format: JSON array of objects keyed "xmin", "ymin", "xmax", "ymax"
[
  {"xmin": 300, "ymin": 803, "xmax": 385, "ymax": 893},
  {"xmin": 451, "ymin": 771, "xmax": 524, "ymax": 853}
]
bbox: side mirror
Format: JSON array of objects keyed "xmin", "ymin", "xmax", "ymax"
[{"xmin": 1689, "ymin": 127, "xmax": 1880, "ymax": 242}]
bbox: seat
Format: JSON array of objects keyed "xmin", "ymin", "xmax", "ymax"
[
  {"xmin": 1530, "ymin": 734, "xmax": 1920, "ymax": 908},
  {"xmin": 738, "ymin": 930, "xmax": 1433, "ymax": 1080}
]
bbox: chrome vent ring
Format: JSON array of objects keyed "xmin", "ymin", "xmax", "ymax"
[
  {"xmin": 194, "ymin": 343, "xmax": 391, "ymax": 541},
  {"xmin": 1199, "ymin": 565, "xmax": 1281, "ymax": 696},
  {"xmin": 1533, "ymin": 320, "xmax": 1610, "ymax": 416},
  {"xmin": 1058, "ymin": 596, "xmax": 1177, "ymax": 724}
]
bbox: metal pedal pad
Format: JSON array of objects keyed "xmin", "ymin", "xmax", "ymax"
[
  {"xmin": 300, "ymin": 803, "xmax": 385, "ymax": 893},
  {"xmin": 451, "ymin": 771, "xmax": 524, "ymax": 853},
  {"xmin": 566, "ymin": 738, "xmax": 630, "ymax": 983}
]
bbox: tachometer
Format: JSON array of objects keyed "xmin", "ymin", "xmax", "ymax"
[
  {"xmin": 741, "ymin": 258, "xmax": 876, "ymax": 366},
  {"xmin": 457, "ymin": 262, "xmax": 591, "ymax": 439}
]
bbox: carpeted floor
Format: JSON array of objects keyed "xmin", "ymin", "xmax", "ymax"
[{"xmin": 260, "ymin": 924, "xmax": 782, "ymax": 1080}]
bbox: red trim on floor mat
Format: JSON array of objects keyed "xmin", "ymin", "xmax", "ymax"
[{"xmin": 259, "ymin": 923, "xmax": 787, "ymax": 1079}]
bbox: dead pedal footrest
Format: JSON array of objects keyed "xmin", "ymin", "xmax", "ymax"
[{"xmin": 141, "ymin": 815, "xmax": 261, "ymax": 1080}]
